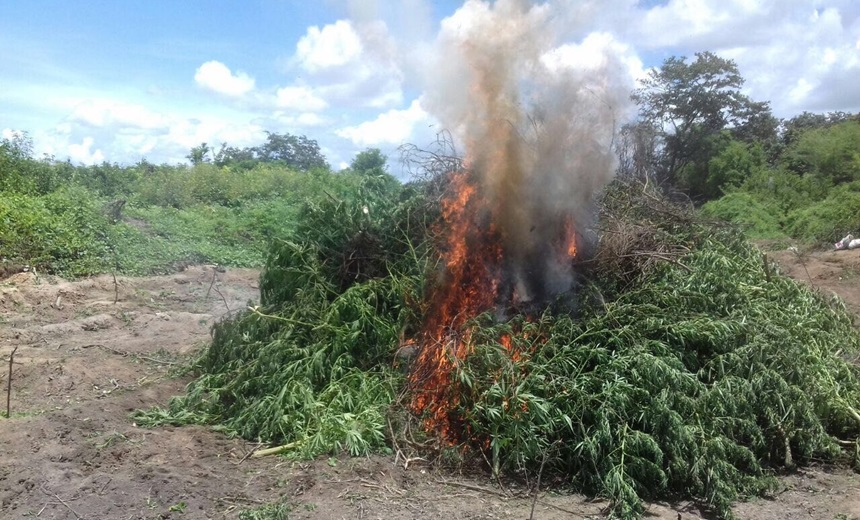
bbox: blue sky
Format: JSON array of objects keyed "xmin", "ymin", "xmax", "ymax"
[{"xmin": 2, "ymin": 0, "xmax": 859, "ymax": 172}]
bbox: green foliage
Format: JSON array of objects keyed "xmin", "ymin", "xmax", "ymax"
[
  {"xmin": 700, "ymin": 122, "xmax": 860, "ymax": 244},
  {"xmin": 134, "ymin": 172, "xmax": 428, "ymax": 458},
  {"xmin": 75, "ymin": 161, "xmax": 142, "ymax": 197},
  {"xmin": 701, "ymin": 193, "xmax": 786, "ymax": 239},
  {"xmin": 349, "ymin": 148, "xmax": 388, "ymax": 176},
  {"xmin": 785, "ymin": 121, "xmax": 860, "ymax": 183},
  {"xmin": 707, "ymin": 139, "xmax": 767, "ymax": 194},
  {"xmin": 631, "ymin": 52, "xmax": 776, "ymax": 193},
  {"xmin": 452, "ymin": 191, "xmax": 860, "ymax": 518},
  {"xmin": 257, "ymin": 132, "xmax": 329, "ymax": 171},
  {"xmin": 186, "ymin": 142, "xmax": 213, "ymax": 166},
  {"xmin": 239, "ymin": 501, "xmax": 291, "ymax": 520},
  {"xmin": 779, "ymin": 111, "xmax": 858, "ymax": 150},
  {"xmin": 0, "ymin": 130, "xmax": 373, "ymax": 277},
  {"xmin": 785, "ymin": 185, "xmax": 860, "ymax": 243},
  {"xmin": 737, "ymin": 167, "xmax": 830, "ymax": 214},
  {"xmin": 0, "ymin": 185, "xmax": 115, "ymax": 275},
  {"xmin": 0, "ymin": 133, "xmax": 73, "ymax": 195},
  {"xmin": 678, "ymin": 132, "xmax": 769, "ymax": 200}
]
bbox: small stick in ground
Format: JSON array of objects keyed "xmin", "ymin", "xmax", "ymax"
[
  {"xmin": 81, "ymin": 344, "xmax": 177, "ymax": 366},
  {"xmin": 6, "ymin": 345, "xmax": 18, "ymax": 418},
  {"xmin": 234, "ymin": 442, "xmax": 265, "ymax": 465},
  {"xmin": 212, "ymin": 283, "xmax": 231, "ymax": 315},
  {"xmin": 206, "ymin": 267, "xmax": 218, "ymax": 298},
  {"xmin": 530, "ymin": 440, "xmax": 560, "ymax": 520},
  {"xmin": 112, "ymin": 271, "xmax": 119, "ymax": 304},
  {"xmin": 39, "ymin": 484, "xmax": 82, "ymax": 519},
  {"xmin": 206, "ymin": 266, "xmax": 231, "ymax": 315},
  {"xmin": 435, "ymin": 479, "xmax": 508, "ymax": 498}
]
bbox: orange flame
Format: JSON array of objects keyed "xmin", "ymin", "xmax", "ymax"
[
  {"xmin": 408, "ymin": 169, "xmax": 503, "ymax": 440},
  {"xmin": 408, "ymin": 169, "xmax": 579, "ymax": 442}
]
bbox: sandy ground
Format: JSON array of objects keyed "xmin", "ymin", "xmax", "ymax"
[{"xmin": 0, "ymin": 261, "xmax": 858, "ymax": 520}]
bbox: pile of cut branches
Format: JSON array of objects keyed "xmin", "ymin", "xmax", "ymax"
[{"xmin": 136, "ymin": 175, "xmax": 860, "ymax": 519}]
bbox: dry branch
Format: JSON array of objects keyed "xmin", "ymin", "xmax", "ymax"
[
  {"xmin": 39, "ymin": 484, "xmax": 82, "ymax": 519},
  {"xmin": 250, "ymin": 440, "xmax": 303, "ymax": 458}
]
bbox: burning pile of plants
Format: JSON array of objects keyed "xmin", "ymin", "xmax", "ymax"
[
  {"xmin": 137, "ymin": 160, "xmax": 860, "ymax": 517},
  {"xmin": 135, "ymin": 3, "xmax": 860, "ymax": 517}
]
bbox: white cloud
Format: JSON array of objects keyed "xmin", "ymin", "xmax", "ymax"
[
  {"xmin": 296, "ymin": 20, "xmax": 363, "ymax": 72},
  {"xmin": 275, "ymin": 86, "xmax": 328, "ymax": 111},
  {"xmin": 554, "ymin": 0, "xmax": 860, "ymax": 116},
  {"xmin": 194, "ymin": 60, "xmax": 255, "ymax": 97},
  {"xmin": 292, "ymin": 19, "xmax": 404, "ymax": 109},
  {"xmin": 336, "ymin": 98, "xmax": 431, "ymax": 147},
  {"xmin": 70, "ymin": 99, "xmax": 169, "ymax": 130},
  {"xmin": 710, "ymin": 4, "xmax": 860, "ymax": 114},
  {"xmin": 67, "ymin": 137, "xmax": 104, "ymax": 164},
  {"xmin": 264, "ymin": 111, "xmax": 329, "ymax": 129}
]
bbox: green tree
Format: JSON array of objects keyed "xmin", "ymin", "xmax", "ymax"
[
  {"xmin": 257, "ymin": 132, "xmax": 329, "ymax": 171},
  {"xmin": 350, "ymin": 148, "xmax": 387, "ymax": 176},
  {"xmin": 186, "ymin": 142, "xmax": 212, "ymax": 166},
  {"xmin": 786, "ymin": 121, "xmax": 860, "ymax": 184},
  {"xmin": 213, "ymin": 142, "xmax": 257, "ymax": 169},
  {"xmin": 0, "ymin": 133, "xmax": 37, "ymax": 193},
  {"xmin": 780, "ymin": 111, "xmax": 857, "ymax": 148},
  {"xmin": 704, "ymin": 136, "xmax": 766, "ymax": 197},
  {"xmin": 631, "ymin": 52, "xmax": 776, "ymax": 199}
]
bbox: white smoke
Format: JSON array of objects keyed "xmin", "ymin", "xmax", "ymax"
[
  {"xmin": 421, "ymin": 0, "xmax": 633, "ymax": 299},
  {"xmin": 348, "ymin": 0, "xmax": 636, "ymax": 300}
]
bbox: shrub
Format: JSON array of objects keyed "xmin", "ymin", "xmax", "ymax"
[
  {"xmin": 785, "ymin": 186, "xmax": 860, "ymax": 243},
  {"xmin": 701, "ymin": 192, "xmax": 786, "ymax": 239},
  {"xmin": 0, "ymin": 185, "xmax": 114, "ymax": 275}
]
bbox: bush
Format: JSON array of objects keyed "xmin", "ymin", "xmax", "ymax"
[
  {"xmin": 785, "ymin": 185, "xmax": 860, "ymax": 243},
  {"xmin": 134, "ymin": 173, "xmax": 427, "ymax": 458},
  {"xmin": 0, "ymin": 185, "xmax": 114, "ymax": 275},
  {"xmin": 701, "ymin": 192, "xmax": 786, "ymax": 239}
]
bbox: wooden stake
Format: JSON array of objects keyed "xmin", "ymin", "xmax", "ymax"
[
  {"xmin": 113, "ymin": 271, "xmax": 119, "ymax": 304},
  {"xmin": 6, "ymin": 345, "xmax": 18, "ymax": 418},
  {"xmin": 762, "ymin": 253, "xmax": 771, "ymax": 284}
]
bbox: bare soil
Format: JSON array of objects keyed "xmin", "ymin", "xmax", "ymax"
[{"xmin": 1, "ymin": 262, "xmax": 858, "ymax": 520}]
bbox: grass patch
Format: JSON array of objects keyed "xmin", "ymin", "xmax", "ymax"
[{"xmin": 239, "ymin": 501, "xmax": 291, "ymax": 520}]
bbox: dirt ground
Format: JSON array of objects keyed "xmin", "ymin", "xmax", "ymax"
[{"xmin": 1, "ymin": 260, "xmax": 859, "ymax": 520}]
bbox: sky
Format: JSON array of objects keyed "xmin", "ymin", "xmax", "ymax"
[{"xmin": 1, "ymin": 0, "xmax": 859, "ymax": 174}]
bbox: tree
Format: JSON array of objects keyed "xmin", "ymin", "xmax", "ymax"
[
  {"xmin": 257, "ymin": 132, "xmax": 329, "ymax": 171},
  {"xmin": 615, "ymin": 122, "xmax": 660, "ymax": 181},
  {"xmin": 213, "ymin": 142, "xmax": 257, "ymax": 170},
  {"xmin": 631, "ymin": 52, "xmax": 776, "ymax": 199},
  {"xmin": 350, "ymin": 148, "xmax": 387, "ymax": 176},
  {"xmin": 186, "ymin": 142, "xmax": 212, "ymax": 166},
  {"xmin": 786, "ymin": 121, "xmax": 860, "ymax": 184},
  {"xmin": 778, "ymin": 111, "xmax": 858, "ymax": 150}
]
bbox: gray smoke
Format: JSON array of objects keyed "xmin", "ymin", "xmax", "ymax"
[
  {"xmin": 346, "ymin": 0, "xmax": 634, "ymax": 302},
  {"xmin": 419, "ymin": 0, "xmax": 632, "ymax": 301}
]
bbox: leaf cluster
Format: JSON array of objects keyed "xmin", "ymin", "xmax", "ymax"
[
  {"xmin": 450, "ymin": 181, "xmax": 860, "ymax": 517},
  {"xmin": 134, "ymin": 172, "xmax": 433, "ymax": 458}
]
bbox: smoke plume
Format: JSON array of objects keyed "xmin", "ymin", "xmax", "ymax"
[{"xmin": 421, "ymin": 0, "xmax": 632, "ymax": 302}]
